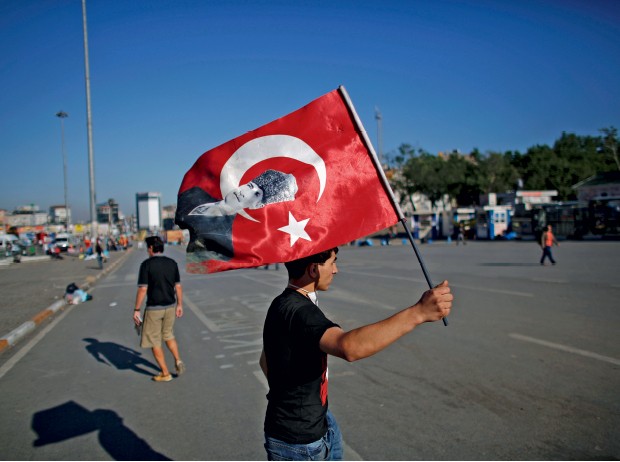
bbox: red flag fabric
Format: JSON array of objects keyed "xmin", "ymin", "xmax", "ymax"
[{"xmin": 176, "ymin": 88, "xmax": 399, "ymax": 273}]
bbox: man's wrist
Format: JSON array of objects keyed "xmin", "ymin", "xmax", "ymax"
[{"xmin": 134, "ymin": 309, "xmax": 141, "ymax": 311}]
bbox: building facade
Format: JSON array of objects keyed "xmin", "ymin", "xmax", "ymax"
[
  {"xmin": 49, "ymin": 205, "xmax": 71, "ymax": 225},
  {"xmin": 136, "ymin": 192, "xmax": 161, "ymax": 231},
  {"xmin": 96, "ymin": 199, "xmax": 120, "ymax": 225}
]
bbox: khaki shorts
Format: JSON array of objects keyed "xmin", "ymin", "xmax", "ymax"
[{"xmin": 141, "ymin": 306, "xmax": 176, "ymax": 348}]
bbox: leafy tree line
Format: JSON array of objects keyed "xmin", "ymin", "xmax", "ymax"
[{"xmin": 390, "ymin": 127, "xmax": 619, "ymax": 208}]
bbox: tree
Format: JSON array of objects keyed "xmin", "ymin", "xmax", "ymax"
[
  {"xmin": 444, "ymin": 151, "xmax": 482, "ymax": 206},
  {"xmin": 391, "ymin": 144, "xmax": 420, "ymax": 211},
  {"xmin": 478, "ymin": 151, "xmax": 519, "ymax": 195},
  {"xmin": 402, "ymin": 150, "xmax": 447, "ymax": 208},
  {"xmin": 389, "ymin": 127, "xmax": 620, "ymax": 209},
  {"xmin": 600, "ymin": 126, "xmax": 620, "ymax": 171},
  {"xmin": 520, "ymin": 143, "xmax": 564, "ymax": 196}
]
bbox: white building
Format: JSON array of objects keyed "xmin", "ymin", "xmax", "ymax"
[
  {"xmin": 8, "ymin": 205, "xmax": 48, "ymax": 227},
  {"xmin": 136, "ymin": 192, "xmax": 161, "ymax": 231},
  {"xmin": 572, "ymin": 172, "xmax": 620, "ymax": 202},
  {"xmin": 49, "ymin": 205, "xmax": 71, "ymax": 225}
]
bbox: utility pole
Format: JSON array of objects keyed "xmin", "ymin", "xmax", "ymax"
[
  {"xmin": 82, "ymin": 0, "xmax": 97, "ymax": 236},
  {"xmin": 56, "ymin": 111, "xmax": 70, "ymax": 230}
]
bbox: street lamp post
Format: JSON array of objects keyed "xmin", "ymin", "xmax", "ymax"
[
  {"xmin": 82, "ymin": 0, "xmax": 97, "ymax": 236},
  {"xmin": 375, "ymin": 106, "xmax": 384, "ymax": 167},
  {"xmin": 56, "ymin": 111, "xmax": 70, "ymax": 230}
]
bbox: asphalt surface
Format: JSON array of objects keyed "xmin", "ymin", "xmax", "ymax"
[
  {"xmin": 0, "ymin": 249, "xmax": 131, "ymax": 354},
  {"xmin": 0, "ymin": 240, "xmax": 618, "ymax": 460}
]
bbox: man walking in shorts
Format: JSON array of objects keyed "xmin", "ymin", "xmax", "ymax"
[{"xmin": 133, "ymin": 236, "xmax": 185, "ymax": 382}]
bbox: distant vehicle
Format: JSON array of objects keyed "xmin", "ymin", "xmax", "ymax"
[
  {"xmin": 54, "ymin": 233, "xmax": 74, "ymax": 251},
  {"xmin": 587, "ymin": 196, "xmax": 620, "ymax": 237},
  {"xmin": 511, "ymin": 197, "xmax": 620, "ymax": 240}
]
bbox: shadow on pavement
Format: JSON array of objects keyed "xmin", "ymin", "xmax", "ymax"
[
  {"xmin": 32, "ymin": 400, "xmax": 170, "ymax": 460},
  {"xmin": 480, "ymin": 262, "xmax": 542, "ymax": 267},
  {"xmin": 83, "ymin": 338, "xmax": 158, "ymax": 377}
]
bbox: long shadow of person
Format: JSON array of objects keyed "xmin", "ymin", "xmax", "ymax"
[
  {"xmin": 83, "ymin": 338, "xmax": 158, "ymax": 377},
  {"xmin": 32, "ymin": 400, "xmax": 170, "ymax": 460}
]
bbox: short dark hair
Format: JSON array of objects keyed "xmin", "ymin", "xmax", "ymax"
[
  {"xmin": 285, "ymin": 247, "xmax": 339, "ymax": 279},
  {"xmin": 145, "ymin": 236, "xmax": 164, "ymax": 253}
]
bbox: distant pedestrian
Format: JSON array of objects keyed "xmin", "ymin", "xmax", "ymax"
[
  {"xmin": 456, "ymin": 222, "xmax": 466, "ymax": 245},
  {"xmin": 540, "ymin": 224, "xmax": 559, "ymax": 265},
  {"xmin": 133, "ymin": 236, "xmax": 185, "ymax": 382},
  {"xmin": 95, "ymin": 239, "xmax": 103, "ymax": 269}
]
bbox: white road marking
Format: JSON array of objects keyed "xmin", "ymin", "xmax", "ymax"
[
  {"xmin": 184, "ymin": 295, "xmax": 221, "ymax": 332},
  {"xmin": 509, "ymin": 333, "xmax": 620, "ymax": 366},
  {"xmin": 233, "ymin": 348, "xmax": 262, "ymax": 356},
  {"xmin": 240, "ymin": 273, "xmax": 285, "ymax": 289},
  {"xmin": 0, "ymin": 304, "xmax": 77, "ymax": 380},
  {"xmin": 344, "ymin": 269, "xmax": 534, "ymax": 297}
]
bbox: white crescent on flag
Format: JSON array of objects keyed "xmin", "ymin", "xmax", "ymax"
[{"xmin": 220, "ymin": 135, "xmax": 327, "ymax": 221}]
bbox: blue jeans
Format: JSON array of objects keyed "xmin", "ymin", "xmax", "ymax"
[
  {"xmin": 264, "ymin": 410, "xmax": 343, "ymax": 461},
  {"xmin": 540, "ymin": 246, "xmax": 556, "ymax": 264}
]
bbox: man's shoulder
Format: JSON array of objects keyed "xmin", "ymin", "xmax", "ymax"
[
  {"xmin": 144, "ymin": 254, "xmax": 178, "ymax": 266},
  {"xmin": 272, "ymin": 289, "xmax": 311, "ymax": 308},
  {"xmin": 268, "ymin": 290, "xmax": 320, "ymax": 321},
  {"xmin": 157, "ymin": 255, "xmax": 179, "ymax": 268}
]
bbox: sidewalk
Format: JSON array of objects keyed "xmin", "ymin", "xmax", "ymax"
[{"xmin": 0, "ymin": 249, "xmax": 133, "ymax": 353}]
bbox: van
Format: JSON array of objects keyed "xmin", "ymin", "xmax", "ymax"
[{"xmin": 54, "ymin": 233, "xmax": 73, "ymax": 251}]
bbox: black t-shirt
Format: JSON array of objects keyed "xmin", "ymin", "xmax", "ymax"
[
  {"xmin": 137, "ymin": 255, "xmax": 180, "ymax": 308},
  {"xmin": 263, "ymin": 289, "xmax": 339, "ymax": 444}
]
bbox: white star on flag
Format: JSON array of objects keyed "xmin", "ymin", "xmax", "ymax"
[{"xmin": 278, "ymin": 212, "xmax": 312, "ymax": 246}]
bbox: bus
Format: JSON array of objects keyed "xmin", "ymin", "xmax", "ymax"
[
  {"xmin": 588, "ymin": 196, "xmax": 620, "ymax": 237},
  {"xmin": 511, "ymin": 198, "xmax": 620, "ymax": 240}
]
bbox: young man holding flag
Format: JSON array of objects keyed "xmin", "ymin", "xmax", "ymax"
[
  {"xmin": 175, "ymin": 86, "xmax": 453, "ymax": 458},
  {"xmin": 259, "ymin": 248, "xmax": 452, "ymax": 460}
]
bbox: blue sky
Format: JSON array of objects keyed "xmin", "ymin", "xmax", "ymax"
[{"xmin": 1, "ymin": 0, "xmax": 619, "ymax": 222}]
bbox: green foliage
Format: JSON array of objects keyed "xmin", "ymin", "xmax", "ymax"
[
  {"xmin": 600, "ymin": 127, "xmax": 620, "ymax": 171},
  {"xmin": 478, "ymin": 151, "xmax": 520, "ymax": 194},
  {"xmin": 390, "ymin": 127, "xmax": 619, "ymax": 206}
]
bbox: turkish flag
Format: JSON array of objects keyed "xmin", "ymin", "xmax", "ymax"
[{"xmin": 176, "ymin": 87, "xmax": 399, "ymax": 273}]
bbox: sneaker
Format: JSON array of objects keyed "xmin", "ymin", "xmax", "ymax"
[
  {"xmin": 152, "ymin": 373, "xmax": 172, "ymax": 382},
  {"xmin": 175, "ymin": 360, "xmax": 186, "ymax": 376}
]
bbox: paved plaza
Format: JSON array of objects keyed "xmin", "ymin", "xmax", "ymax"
[{"xmin": 0, "ymin": 240, "xmax": 618, "ymax": 459}]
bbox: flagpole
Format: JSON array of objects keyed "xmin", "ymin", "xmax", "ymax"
[{"xmin": 338, "ymin": 85, "xmax": 448, "ymax": 326}]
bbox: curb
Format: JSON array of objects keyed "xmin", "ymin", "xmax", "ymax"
[{"xmin": 0, "ymin": 249, "xmax": 133, "ymax": 354}]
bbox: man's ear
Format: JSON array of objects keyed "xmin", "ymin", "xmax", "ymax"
[{"xmin": 308, "ymin": 263, "xmax": 318, "ymax": 279}]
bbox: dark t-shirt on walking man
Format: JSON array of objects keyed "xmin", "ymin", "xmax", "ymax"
[
  {"xmin": 263, "ymin": 289, "xmax": 339, "ymax": 444},
  {"xmin": 138, "ymin": 255, "xmax": 180, "ymax": 309}
]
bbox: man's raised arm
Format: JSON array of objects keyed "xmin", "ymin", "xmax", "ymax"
[{"xmin": 319, "ymin": 281, "xmax": 452, "ymax": 362}]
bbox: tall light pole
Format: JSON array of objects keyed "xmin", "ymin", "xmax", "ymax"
[
  {"xmin": 56, "ymin": 111, "xmax": 70, "ymax": 229},
  {"xmin": 375, "ymin": 106, "xmax": 384, "ymax": 167},
  {"xmin": 82, "ymin": 0, "xmax": 97, "ymax": 236}
]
